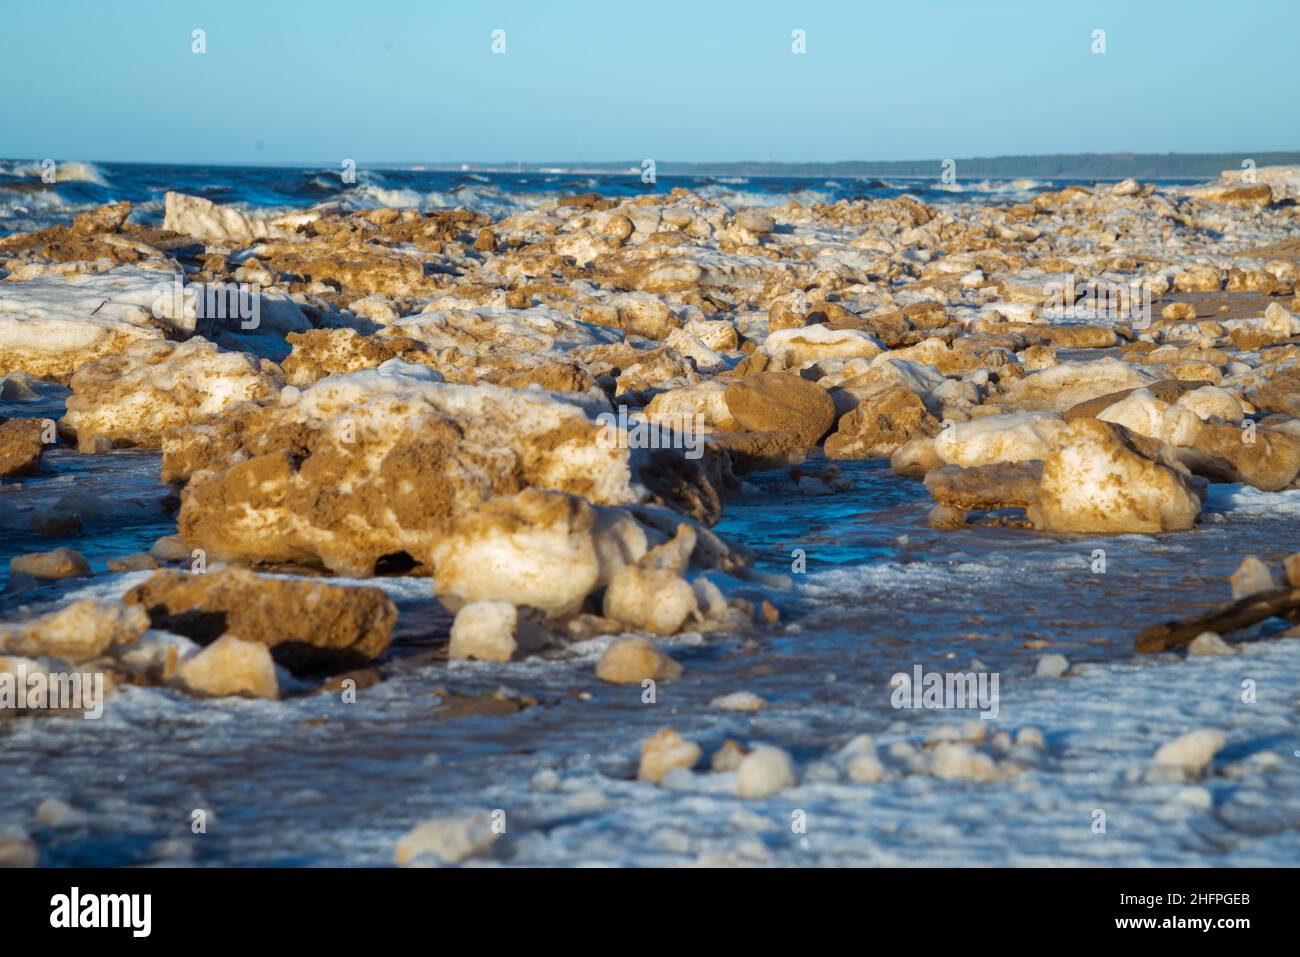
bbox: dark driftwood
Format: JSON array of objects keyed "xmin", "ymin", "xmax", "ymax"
[{"xmin": 1135, "ymin": 586, "xmax": 1300, "ymax": 653}]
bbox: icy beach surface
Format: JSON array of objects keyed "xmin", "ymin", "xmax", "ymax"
[
  {"xmin": 2, "ymin": 449, "xmax": 1298, "ymax": 866},
  {"xmin": 4, "ymin": 162, "xmax": 1300, "ymax": 867}
]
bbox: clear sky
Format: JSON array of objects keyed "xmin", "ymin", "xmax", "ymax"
[{"xmin": 0, "ymin": 0, "xmax": 1294, "ymax": 165}]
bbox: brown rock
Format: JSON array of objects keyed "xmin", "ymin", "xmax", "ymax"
[
  {"xmin": 149, "ymin": 534, "xmax": 193, "ymax": 562},
  {"xmin": 1063, "ymin": 380, "xmax": 1211, "ymax": 422},
  {"xmin": 602, "ymin": 526, "xmax": 699, "ymax": 636},
  {"xmin": 1037, "ymin": 325, "xmax": 1119, "ymax": 350},
  {"xmin": 723, "ymin": 372, "xmax": 836, "ymax": 447},
  {"xmin": 72, "ymin": 201, "xmax": 132, "ymax": 235},
  {"xmin": 166, "ymin": 378, "xmax": 644, "ymax": 576},
  {"xmin": 1028, "ymin": 419, "xmax": 1202, "ymax": 533},
  {"xmin": 1173, "ymin": 266, "xmax": 1224, "ymax": 293},
  {"xmin": 60, "ymin": 338, "xmax": 282, "ymax": 449},
  {"xmin": 1247, "ymin": 370, "xmax": 1300, "ymax": 418},
  {"xmin": 431, "ymin": 489, "xmax": 601, "ymax": 617},
  {"xmin": 9, "ymin": 547, "xmax": 91, "ymax": 580},
  {"xmin": 1229, "ymin": 555, "xmax": 1276, "ymax": 600},
  {"xmin": 0, "ymin": 418, "xmax": 47, "ymax": 478},
  {"xmin": 708, "ymin": 428, "xmax": 807, "ymax": 473},
  {"xmin": 596, "ymin": 637, "xmax": 684, "ymax": 684},
  {"xmin": 107, "ymin": 553, "xmax": 160, "ymax": 573},
  {"xmin": 124, "ymin": 567, "xmax": 396, "ymax": 672},
  {"xmin": 825, "ymin": 385, "xmax": 939, "ymax": 460},
  {"xmin": 928, "ymin": 504, "xmax": 969, "ymax": 528},
  {"xmin": 0, "ymin": 830, "xmax": 38, "ymax": 868},
  {"xmin": 1283, "ymin": 553, "xmax": 1300, "ymax": 588},
  {"xmin": 903, "ymin": 301, "xmax": 950, "ymax": 330},
  {"xmin": 635, "ymin": 446, "xmax": 730, "ymax": 526},
  {"xmin": 1191, "ymin": 422, "xmax": 1300, "ymax": 491},
  {"xmin": 924, "ymin": 461, "xmax": 1044, "ymax": 510},
  {"xmin": 29, "ymin": 511, "xmax": 81, "ymax": 538},
  {"xmin": 448, "ymin": 601, "xmax": 523, "ymax": 663},
  {"xmin": 890, "ymin": 435, "xmax": 945, "ymax": 477},
  {"xmin": 1226, "ymin": 269, "xmax": 1286, "ymax": 295},
  {"xmin": 558, "ymin": 192, "xmax": 611, "ymax": 209},
  {"xmin": 767, "ymin": 299, "xmax": 808, "ymax": 331},
  {"xmin": 619, "ymin": 260, "xmax": 705, "ymax": 296},
  {"xmin": 1, "ymin": 372, "xmax": 40, "ymax": 401},
  {"xmin": 711, "ymin": 739, "xmax": 747, "ymax": 772},
  {"xmin": 178, "ymin": 635, "xmax": 279, "ymax": 700},
  {"xmin": 735, "ymin": 210, "xmax": 775, "ymax": 234},
  {"xmin": 1229, "ymin": 327, "xmax": 1284, "ymax": 352},
  {"xmin": 498, "ymin": 362, "xmax": 596, "ymax": 393},
  {"xmin": 1191, "ymin": 183, "xmax": 1273, "ymax": 207},
  {"xmin": 280, "ymin": 329, "xmax": 434, "ymax": 386},
  {"xmin": 0, "ymin": 599, "xmax": 148, "ymax": 662},
  {"xmin": 852, "ymin": 309, "xmax": 912, "ymax": 348},
  {"xmin": 260, "ymin": 243, "xmax": 436, "ymax": 299},
  {"xmin": 637, "ymin": 728, "xmax": 701, "ymax": 782},
  {"xmin": 795, "ymin": 301, "xmax": 854, "ymax": 329}
]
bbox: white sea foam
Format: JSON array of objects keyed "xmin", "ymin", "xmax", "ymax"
[
  {"xmin": 351, "ymin": 184, "xmax": 424, "ymax": 208},
  {"xmin": 1, "ymin": 159, "xmax": 109, "ymax": 185},
  {"xmin": 1204, "ymin": 482, "xmax": 1300, "ymax": 516},
  {"xmin": 0, "ymin": 188, "xmax": 69, "ymax": 212},
  {"xmin": 930, "ymin": 177, "xmax": 1046, "ymax": 195},
  {"xmin": 330, "ymin": 182, "xmax": 556, "ymax": 220},
  {"xmin": 694, "ymin": 184, "xmax": 833, "ymax": 209}
]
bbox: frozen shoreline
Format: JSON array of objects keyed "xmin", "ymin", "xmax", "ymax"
[
  {"xmin": 2, "ymin": 456, "xmax": 1298, "ymax": 866},
  {"xmin": 5, "ymin": 615, "xmax": 1296, "ymax": 866}
]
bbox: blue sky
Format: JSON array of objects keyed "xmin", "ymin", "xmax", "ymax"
[{"xmin": 0, "ymin": 0, "xmax": 1294, "ymax": 165}]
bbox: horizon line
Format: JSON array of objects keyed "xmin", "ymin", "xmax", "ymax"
[{"xmin": 6, "ymin": 149, "xmax": 1299, "ymax": 172}]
